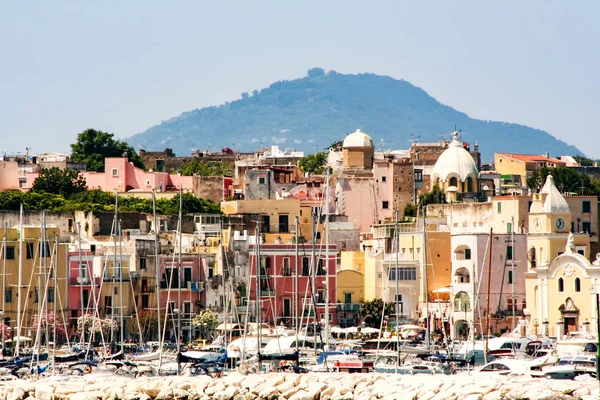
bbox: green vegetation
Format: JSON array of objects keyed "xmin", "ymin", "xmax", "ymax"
[
  {"xmin": 31, "ymin": 167, "xmax": 87, "ymax": 196},
  {"xmin": 298, "ymin": 151, "xmax": 327, "ymax": 175},
  {"xmin": 404, "ymin": 186, "xmax": 446, "ymax": 218},
  {"xmin": 179, "ymin": 159, "xmax": 233, "ymax": 176},
  {"xmin": 359, "ymin": 298, "xmax": 395, "ymax": 328},
  {"xmin": 573, "ymin": 155, "xmax": 597, "ymax": 167},
  {"xmin": 128, "ymin": 69, "xmax": 583, "ymax": 160},
  {"xmin": 71, "ymin": 128, "xmax": 145, "ymax": 172},
  {"xmin": 0, "ymin": 190, "xmax": 221, "ymax": 214},
  {"xmin": 526, "ymin": 166, "xmax": 600, "ymax": 196}
]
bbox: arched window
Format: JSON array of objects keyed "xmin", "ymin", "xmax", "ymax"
[
  {"xmin": 449, "ymin": 177, "xmax": 458, "ymax": 187},
  {"xmin": 466, "ymin": 177, "xmax": 473, "ymax": 192},
  {"xmin": 575, "ymin": 277, "xmax": 581, "ymax": 292},
  {"xmin": 454, "ymin": 267, "xmax": 470, "ymax": 284},
  {"xmin": 533, "ymin": 285, "xmax": 538, "ymax": 307},
  {"xmin": 558, "ymin": 277, "xmax": 564, "ymax": 292},
  {"xmin": 454, "ymin": 291, "xmax": 471, "ymax": 312}
]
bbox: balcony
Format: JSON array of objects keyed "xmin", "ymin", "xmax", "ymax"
[
  {"xmin": 69, "ymin": 277, "xmax": 97, "ymax": 286},
  {"xmin": 336, "ymin": 303, "xmax": 361, "ymax": 312},
  {"xmin": 260, "ymin": 290, "xmax": 276, "ymax": 297},
  {"xmin": 140, "ymin": 286, "xmax": 156, "ymax": 294}
]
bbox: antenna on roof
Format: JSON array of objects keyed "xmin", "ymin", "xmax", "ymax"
[
  {"xmin": 440, "ymin": 132, "xmax": 447, "ymax": 141},
  {"xmin": 379, "ymin": 138, "xmax": 385, "ymax": 151}
]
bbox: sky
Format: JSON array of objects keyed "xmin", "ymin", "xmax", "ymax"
[{"xmin": 1, "ymin": 1, "xmax": 599, "ymax": 158}]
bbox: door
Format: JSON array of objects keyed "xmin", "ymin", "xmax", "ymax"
[
  {"xmin": 261, "ymin": 215, "xmax": 271, "ymax": 233},
  {"xmin": 564, "ymin": 317, "xmax": 577, "ymax": 333},
  {"xmin": 278, "ymin": 215, "xmax": 289, "ymax": 233},
  {"xmin": 283, "ymin": 298, "xmax": 291, "ymax": 317},
  {"xmin": 184, "ymin": 268, "xmax": 192, "ymax": 288},
  {"xmin": 82, "ymin": 290, "xmax": 89, "ymax": 309}
]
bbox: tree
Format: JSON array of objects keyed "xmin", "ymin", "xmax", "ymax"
[
  {"xmin": 527, "ymin": 166, "xmax": 600, "ymax": 196},
  {"xmin": 136, "ymin": 310, "xmax": 159, "ymax": 342},
  {"xmin": 70, "ymin": 129, "xmax": 145, "ymax": 172},
  {"xmin": 359, "ymin": 299, "xmax": 395, "ymax": 328},
  {"xmin": 193, "ymin": 309, "xmax": 219, "ymax": 339},
  {"xmin": 77, "ymin": 314, "xmax": 118, "ymax": 337},
  {"xmin": 417, "ymin": 186, "xmax": 446, "ymax": 210},
  {"xmin": 326, "ymin": 140, "xmax": 343, "ymax": 151},
  {"xmin": 179, "ymin": 160, "xmax": 233, "ymax": 177},
  {"xmin": 31, "ymin": 311, "xmax": 67, "ymax": 345},
  {"xmin": 298, "ymin": 152, "xmax": 328, "ymax": 175},
  {"xmin": 573, "ymin": 155, "xmax": 595, "ymax": 167},
  {"xmin": 31, "ymin": 167, "xmax": 87, "ymax": 197}
]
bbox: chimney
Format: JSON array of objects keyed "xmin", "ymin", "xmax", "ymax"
[{"xmin": 545, "ymin": 152, "xmax": 549, "ymax": 158}]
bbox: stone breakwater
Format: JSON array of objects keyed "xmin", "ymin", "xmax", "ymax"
[{"xmin": 0, "ymin": 373, "xmax": 598, "ymax": 400}]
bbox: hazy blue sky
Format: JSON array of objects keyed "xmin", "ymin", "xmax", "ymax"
[{"xmin": 1, "ymin": 1, "xmax": 599, "ymax": 157}]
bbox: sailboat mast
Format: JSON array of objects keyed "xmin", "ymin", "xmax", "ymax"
[
  {"xmin": 511, "ymin": 217, "xmax": 515, "ymax": 331},
  {"xmin": 52, "ymin": 235, "xmax": 58, "ymax": 375},
  {"xmin": 16, "ymin": 204, "xmax": 23, "ymax": 357},
  {"xmin": 485, "ymin": 228, "xmax": 493, "ymax": 361},
  {"xmin": 152, "ymin": 190, "xmax": 162, "ymax": 368},
  {"xmin": 255, "ymin": 221, "xmax": 262, "ymax": 363},
  {"xmin": 294, "ymin": 216, "xmax": 299, "ymax": 344},
  {"xmin": 2, "ymin": 221, "xmax": 7, "ymax": 354},
  {"xmin": 324, "ymin": 168, "xmax": 330, "ymax": 348},
  {"xmin": 118, "ymin": 221, "xmax": 124, "ymax": 345},
  {"xmin": 394, "ymin": 210, "xmax": 400, "ymax": 371},
  {"xmin": 423, "ymin": 206, "xmax": 429, "ymax": 350},
  {"xmin": 177, "ymin": 186, "xmax": 183, "ymax": 349},
  {"xmin": 77, "ymin": 223, "xmax": 84, "ymax": 343},
  {"xmin": 112, "ymin": 195, "xmax": 118, "ymax": 345}
]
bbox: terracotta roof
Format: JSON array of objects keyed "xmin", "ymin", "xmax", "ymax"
[{"xmin": 497, "ymin": 153, "xmax": 565, "ymax": 164}]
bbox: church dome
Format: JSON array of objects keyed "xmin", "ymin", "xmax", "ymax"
[
  {"xmin": 343, "ymin": 129, "xmax": 374, "ymax": 148},
  {"xmin": 431, "ymin": 132, "xmax": 478, "ymax": 182}
]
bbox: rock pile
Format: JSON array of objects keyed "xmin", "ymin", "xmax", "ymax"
[{"xmin": 0, "ymin": 372, "xmax": 597, "ymax": 400}]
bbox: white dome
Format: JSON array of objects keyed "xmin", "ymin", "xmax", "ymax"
[
  {"xmin": 540, "ymin": 174, "xmax": 569, "ymax": 213},
  {"xmin": 343, "ymin": 129, "xmax": 374, "ymax": 148},
  {"xmin": 432, "ymin": 132, "xmax": 478, "ymax": 182}
]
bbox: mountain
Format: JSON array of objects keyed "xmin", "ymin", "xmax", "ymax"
[{"xmin": 127, "ymin": 68, "xmax": 583, "ymax": 161}]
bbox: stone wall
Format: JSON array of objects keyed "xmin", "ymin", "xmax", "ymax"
[{"xmin": 193, "ymin": 176, "xmax": 224, "ymax": 204}]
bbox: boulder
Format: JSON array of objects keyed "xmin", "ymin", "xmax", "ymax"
[
  {"xmin": 8, "ymin": 388, "xmax": 26, "ymax": 400},
  {"xmin": 69, "ymin": 391, "xmax": 105, "ymax": 400}
]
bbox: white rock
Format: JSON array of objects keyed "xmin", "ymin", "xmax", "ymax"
[
  {"xmin": 288, "ymin": 389, "xmax": 312, "ymax": 400},
  {"xmin": 8, "ymin": 388, "xmax": 25, "ymax": 400},
  {"xmin": 69, "ymin": 391, "xmax": 105, "ymax": 400}
]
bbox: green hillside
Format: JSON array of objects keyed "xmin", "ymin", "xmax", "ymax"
[{"xmin": 127, "ymin": 68, "xmax": 582, "ymax": 161}]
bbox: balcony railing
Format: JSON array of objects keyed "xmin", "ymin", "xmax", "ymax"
[
  {"xmin": 260, "ymin": 290, "xmax": 276, "ymax": 297},
  {"xmin": 336, "ymin": 303, "xmax": 361, "ymax": 312}
]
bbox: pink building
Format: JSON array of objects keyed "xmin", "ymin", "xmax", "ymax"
[
  {"xmin": 0, "ymin": 161, "xmax": 38, "ymax": 191},
  {"xmin": 81, "ymin": 158, "xmax": 193, "ymax": 193},
  {"xmin": 247, "ymin": 243, "xmax": 337, "ymax": 326}
]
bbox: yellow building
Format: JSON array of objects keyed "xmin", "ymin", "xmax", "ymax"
[
  {"xmin": 337, "ymin": 251, "xmax": 366, "ymax": 326},
  {"xmin": 494, "ymin": 153, "xmax": 566, "ymax": 190},
  {"xmin": 0, "ymin": 226, "xmax": 69, "ymax": 344},
  {"xmin": 525, "ymin": 175, "xmax": 598, "ymax": 337}
]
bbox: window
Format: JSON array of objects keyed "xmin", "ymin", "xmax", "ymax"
[
  {"xmin": 48, "ymin": 287, "xmax": 55, "ymax": 303},
  {"xmin": 79, "ymin": 264, "xmax": 88, "ymax": 282},
  {"xmin": 382, "ymin": 201, "xmax": 389, "ymax": 209},
  {"xmin": 508, "ymin": 270, "xmax": 513, "ymax": 284},
  {"xmin": 317, "ymin": 258, "xmax": 326, "ymax": 275},
  {"xmin": 449, "ymin": 177, "xmax": 458, "ymax": 187},
  {"xmin": 583, "ymin": 201, "xmax": 591, "ymax": 213},
  {"xmin": 4, "ymin": 289, "xmax": 12, "ymax": 303},
  {"xmin": 582, "ymin": 222, "xmax": 591, "ymax": 233},
  {"xmin": 558, "ymin": 277, "xmax": 564, "ymax": 292},
  {"xmin": 258, "ymin": 177, "xmax": 266, "ymax": 184},
  {"xmin": 26, "ymin": 243, "xmax": 34, "ymax": 259},
  {"xmin": 381, "ymin": 176, "xmax": 387, "ymax": 182},
  {"xmin": 282, "ymin": 257, "xmax": 291, "ymax": 276},
  {"xmin": 575, "ymin": 277, "xmax": 581, "ymax": 292},
  {"xmin": 279, "ymin": 214, "xmax": 289, "ymax": 233},
  {"xmin": 302, "ymin": 257, "xmax": 310, "ymax": 276},
  {"xmin": 111, "ymin": 168, "xmax": 119, "ymax": 177},
  {"xmin": 464, "ymin": 248, "xmax": 471, "ymax": 260},
  {"xmin": 506, "ymin": 246, "xmax": 513, "ymax": 260},
  {"xmin": 497, "ymin": 202, "xmax": 502, "ymax": 213},
  {"xmin": 507, "ymin": 297, "xmax": 517, "ymax": 311},
  {"xmin": 208, "ymin": 267, "xmax": 214, "ymax": 279},
  {"xmin": 5, "ymin": 246, "xmax": 15, "ymax": 260},
  {"xmin": 139, "ymin": 257, "xmax": 147, "ymax": 270},
  {"xmin": 344, "ymin": 293, "xmax": 352, "ymax": 304},
  {"xmin": 388, "ymin": 267, "xmax": 417, "ymax": 281},
  {"xmin": 506, "ymin": 222, "xmax": 512, "ymax": 233}
]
